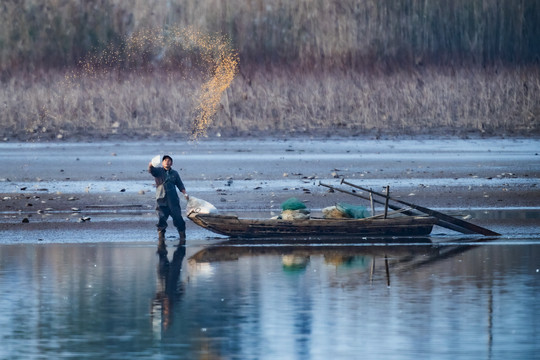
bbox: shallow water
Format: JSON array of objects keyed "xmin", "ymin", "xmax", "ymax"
[
  {"xmin": 1, "ymin": 208, "xmax": 539, "ymax": 244},
  {"xmin": 1, "ymin": 238, "xmax": 539, "ymax": 360}
]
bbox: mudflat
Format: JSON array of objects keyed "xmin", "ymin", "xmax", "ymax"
[{"xmin": 1, "ymin": 137, "xmax": 538, "ymax": 241}]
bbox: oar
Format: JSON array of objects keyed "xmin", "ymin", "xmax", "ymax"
[
  {"xmin": 320, "ymin": 182, "xmax": 478, "ymax": 234},
  {"xmin": 340, "ymin": 179, "xmax": 500, "ymax": 236}
]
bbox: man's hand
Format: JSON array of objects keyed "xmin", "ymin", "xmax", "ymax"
[{"xmin": 184, "ymin": 193, "xmax": 190, "ymax": 201}]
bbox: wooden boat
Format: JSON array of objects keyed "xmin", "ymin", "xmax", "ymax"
[{"xmin": 187, "ymin": 213, "xmax": 438, "ymax": 238}]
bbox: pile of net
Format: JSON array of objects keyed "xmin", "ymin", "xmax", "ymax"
[
  {"xmin": 186, "ymin": 196, "xmax": 218, "ymax": 216},
  {"xmin": 322, "ymin": 203, "xmax": 368, "ymax": 219},
  {"xmin": 278, "ymin": 197, "xmax": 310, "ymax": 220}
]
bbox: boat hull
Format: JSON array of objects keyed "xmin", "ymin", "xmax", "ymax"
[{"xmin": 188, "ymin": 214, "xmax": 437, "ymax": 238}]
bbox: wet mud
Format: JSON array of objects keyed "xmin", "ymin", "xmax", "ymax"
[{"xmin": 1, "ymin": 138, "xmax": 538, "ymax": 243}]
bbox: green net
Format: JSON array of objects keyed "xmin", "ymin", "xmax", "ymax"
[
  {"xmin": 281, "ymin": 197, "xmax": 307, "ymax": 211},
  {"xmin": 336, "ymin": 203, "xmax": 369, "ymax": 219}
]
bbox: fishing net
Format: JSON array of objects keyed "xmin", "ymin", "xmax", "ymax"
[
  {"xmin": 280, "ymin": 197, "xmax": 307, "ymax": 211},
  {"xmin": 336, "ymin": 203, "xmax": 369, "ymax": 219}
]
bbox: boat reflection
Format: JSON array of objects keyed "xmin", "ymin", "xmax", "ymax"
[
  {"xmin": 188, "ymin": 236, "xmax": 499, "ymax": 285},
  {"xmin": 189, "ymin": 237, "xmax": 434, "ymax": 262},
  {"xmin": 149, "ymin": 235, "xmax": 501, "ymax": 356}
]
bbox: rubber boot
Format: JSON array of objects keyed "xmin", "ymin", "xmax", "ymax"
[
  {"xmin": 178, "ymin": 230, "xmax": 186, "ymax": 246},
  {"xmin": 158, "ymin": 229, "xmax": 166, "ymax": 243}
]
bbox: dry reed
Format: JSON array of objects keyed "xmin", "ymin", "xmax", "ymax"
[
  {"xmin": 1, "ymin": 0, "xmax": 539, "ymax": 72},
  {"xmin": 1, "ymin": 65, "xmax": 538, "ymax": 140},
  {"xmin": 1, "ymin": 0, "xmax": 538, "ymax": 139}
]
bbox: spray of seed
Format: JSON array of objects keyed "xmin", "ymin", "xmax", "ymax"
[{"xmin": 64, "ymin": 26, "xmax": 239, "ymax": 140}]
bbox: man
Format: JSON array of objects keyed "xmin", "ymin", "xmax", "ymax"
[{"xmin": 148, "ymin": 155, "xmax": 189, "ymax": 245}]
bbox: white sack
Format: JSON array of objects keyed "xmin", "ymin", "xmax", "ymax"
[
  {"xmin": 151, "ymin": 155, "xmax": 161, "ymax": 167},
  {"xmin": 186, "ymin": 196, "xmax": 218, "ymax": 215},
  {"xmin": 322, "ymin": 205, "xmax": 349, "ymax": 219},
  {"xmin": 281, "ymin": 209, "xmax": 310, "ymax": 220}
]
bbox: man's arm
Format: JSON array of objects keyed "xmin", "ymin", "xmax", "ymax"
[
  {"xmin": 174, "ymin": 172, "xmax": 188, "ymax": 199},
  {"xmin": 148, "ymin": 162, "xmax": 160, "ymax": 177}
]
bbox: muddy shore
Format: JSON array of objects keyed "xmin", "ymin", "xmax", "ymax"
[{"xmin": 1, "ymin": 137, "xmax": 538, "ymax": 241}]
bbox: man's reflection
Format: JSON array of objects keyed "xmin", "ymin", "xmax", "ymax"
[{"xmin": 151, "ymin": 242, "xmax": 186, "ymax": 336}]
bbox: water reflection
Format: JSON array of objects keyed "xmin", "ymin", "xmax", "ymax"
[
  {"xmin": 188, "ymin": 237, "xmax": 499, "ymax": 286},
  {"xmin": 152, "ymin": 243, "xmax": 186, "ymax": 338},
  {"xmin": 182, "ymin": 236, "xmax": 515, "ymax": 358},
  {"xmin": 1, "ymin": 236, "xmax": 538, "ymax": 359}
]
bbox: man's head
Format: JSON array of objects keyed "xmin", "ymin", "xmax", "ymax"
[{"xmin": 162, "ymin": 155, "xmax": 173, "ymax": 170}]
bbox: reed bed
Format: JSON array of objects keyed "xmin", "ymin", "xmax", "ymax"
[
  {"xmin": 1, "ymin": 0, "xmax": 538, "ymax": 139},
  {"xmin": 2, "ymin": 65, "xmax": 538, "ymax": 140},
  {"xmin": 1, "ymin": 0, "xmax": 539, "ymax": 72}
]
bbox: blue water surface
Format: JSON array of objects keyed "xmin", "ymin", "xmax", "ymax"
[{"xmin": 1, "ymin": 237, "xmax": 539, "ymax": 360}]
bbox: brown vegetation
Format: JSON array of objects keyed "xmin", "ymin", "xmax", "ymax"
[
  {"xmin": 2, "ymin": 0, "xmax": 539, "ymax": 71},
  {"xmin": 1, "ymin": 0, "xmax": 539, "ymax": 139},
  {"xmin": 2, "ymin": 65, "xmax": 538, "ymax": 140}
]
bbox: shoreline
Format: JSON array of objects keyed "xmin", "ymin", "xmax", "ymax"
[{"xmin": 3, "ymin": 127, "xmax": 539, "ymax": 143}]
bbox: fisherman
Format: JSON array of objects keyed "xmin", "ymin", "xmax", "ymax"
[{"xmin": 148, "ymin": 155, "xmax": 189, "ymax": 245}]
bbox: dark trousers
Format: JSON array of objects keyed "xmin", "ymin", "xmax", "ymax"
[{"xmin": 156, "ymin": 203, "xmax": 185, "ymax": 233}]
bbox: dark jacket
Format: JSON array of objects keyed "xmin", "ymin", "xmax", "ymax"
[{"xmin": 149, "ymin": 165, "xmax": 185, "ymax": 205}]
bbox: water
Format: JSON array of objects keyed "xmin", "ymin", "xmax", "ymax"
[{"xmin": 1, "ymin": 238, "xmax": 539, "ymax": 359}]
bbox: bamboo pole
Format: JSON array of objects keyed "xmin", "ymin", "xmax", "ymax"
[
  {"xmin": 369, "ymin": 190, "xmax": 375, "ymax": 216},
  {"xmin": 320, "ymin": 182, "xmax": 420, "ymax": 216},
  {"xmin": 323, "ymin": 181, "xmax": 479, "ymax": 234},
  {"xmin": 320, "ymin": 182, "xmax": 374, "ymax": 203},
  {"xmin": 384, "ymin": 186, "xmax": 390, "ymax": 219},
  {"xmin": 340, "ymin": 179, "xmax": 500, "ymax": 236}
]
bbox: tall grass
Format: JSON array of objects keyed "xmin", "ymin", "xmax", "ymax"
[
  {"xmin": 1, "ymin": 0, "xmax": 539, "ymax": 73},
  {"xmin": 1, "ymin": 65, "xmax": 538, "ymax": 140}
]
